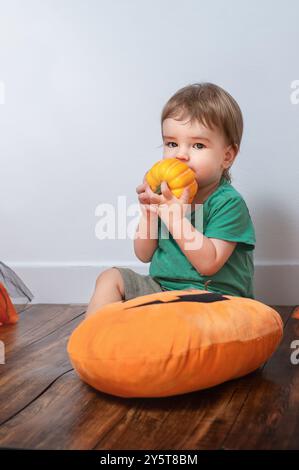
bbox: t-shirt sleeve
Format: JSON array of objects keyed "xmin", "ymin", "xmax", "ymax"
[{"xmin": 204, "ymin": 196, "xmax": 256, "ymax": 251}]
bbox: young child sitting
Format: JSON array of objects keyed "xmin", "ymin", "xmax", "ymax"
[{"xmin": 85, "ymin": 82, "xmax": 256, "ymax": 317}]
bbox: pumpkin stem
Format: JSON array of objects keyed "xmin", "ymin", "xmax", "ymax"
[{"xmin": 204, "ymin": 280, "xmax": 212, "ymax": 291}]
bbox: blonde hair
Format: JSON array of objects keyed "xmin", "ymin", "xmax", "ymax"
[{"xmin": 160, "ymin": 82, "xmax": 243, "ymax": 183}]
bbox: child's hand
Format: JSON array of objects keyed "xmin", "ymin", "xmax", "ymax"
[
  {"xmin": 136, "ymin": 176, "xmax": 161, "ymax": 217},
  {"xmin": 156, "ymin": 181, "xmax": 190, "ymax": 224},
  {"xmin": 136, "ymin": 178, "xmax": 190, "ymax": 222}
]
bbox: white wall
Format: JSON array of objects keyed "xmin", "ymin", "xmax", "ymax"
[{"xmin": 1, "ymin": 0, "xmax": 298, "ymax": 305}]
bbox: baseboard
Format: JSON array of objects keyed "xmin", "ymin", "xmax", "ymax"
[{"xmin": 7, "ymin": 261, "xmax": 299, "ymax": 306}]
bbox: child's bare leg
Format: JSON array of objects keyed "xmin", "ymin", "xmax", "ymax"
[{"xmin": 85, "ymin": 268, "xmax": 125, "ymax": 318}]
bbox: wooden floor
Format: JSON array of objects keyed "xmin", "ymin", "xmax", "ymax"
[{"xmin": 0, "ymin": 302, "xmax": 298, "ymax": 450}]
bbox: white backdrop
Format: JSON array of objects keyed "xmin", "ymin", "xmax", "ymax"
[{"xmin": 0, "ymin": 0, "xmax": 298, "ymax": 304}]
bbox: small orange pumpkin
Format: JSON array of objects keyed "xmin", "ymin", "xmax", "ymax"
[{"xmin": 145, "ymin": 158, "xmax": 198, "ymax": 204}]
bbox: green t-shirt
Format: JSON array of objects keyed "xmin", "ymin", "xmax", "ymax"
[{"xmin": 149, "ymin": 176, "xmax": 256, "ymax": 298}]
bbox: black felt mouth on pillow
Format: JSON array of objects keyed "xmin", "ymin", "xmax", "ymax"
[{"xmin": 124, "ymin": 292, "xmax": 229, "ymax": 310}]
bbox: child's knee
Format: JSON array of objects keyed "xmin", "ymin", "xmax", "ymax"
[
  {"xmin": 95, "ymin": 268, "xmax": 124, "ymax": 297},
  {"xmin": 95, "ymin": 268, "xmax": 114, "ymax": 286}
]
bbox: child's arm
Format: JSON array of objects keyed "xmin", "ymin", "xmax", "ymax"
[
  {"xmin": 134, "ymin": 181, "xmax": 159, "ymax": 263},
  {"xmin": 154, "ymin": 181, "xmax": 238, "ymax": 276},
  {"xmin": 166, "ymin": 216, "xmax": 237, "ymax": 276},
  {"xmin": 134, "ymin": 211, "xmax": 159, "ymax": 263}
]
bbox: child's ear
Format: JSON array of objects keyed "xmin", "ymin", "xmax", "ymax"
[
  {"xmin": 232, "ymin": 143, "xmax": 239, "ymax": 156},
  {"xmin": 223, "ymin": 143, "xmax": 238, "ymax": 168}
]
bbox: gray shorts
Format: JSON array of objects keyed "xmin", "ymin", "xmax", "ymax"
[{"xmin": 112, "ymin": 266, "xmax": 169, "ymax": 301}]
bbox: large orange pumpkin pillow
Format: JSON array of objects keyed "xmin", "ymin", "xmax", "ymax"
[{"xmin": 67, "ymin": 290, "xmax": 283, "ymax": 398}]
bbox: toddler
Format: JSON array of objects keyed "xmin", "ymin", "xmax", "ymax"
[{"xmin": 85, "ymin": 82, "xmax": 256, "ymax": 317}]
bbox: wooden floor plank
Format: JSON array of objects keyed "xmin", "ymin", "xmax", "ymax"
[
  {"xmin": 0, "ymin": 304, "xmax": 294, "ymax": 450},
  {"xmin": 94, "ymin": 375, "xmax": 254, "ymax": 450},
  {"xmin": 222, "ymin": 305, "xmax": 299, "ymax": 450},
  {"xmin": 0, "ymin": 304, "xmax": 86, "ymax": 356},
  {"xmin": 0, "ymin": 371, "xmax": 130, "ymax": 450},
  {"xmin": 0, "ymin": 310, "xmax": 85, "ymax": 425}
]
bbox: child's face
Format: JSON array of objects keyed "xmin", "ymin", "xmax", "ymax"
[{"xmin": 162, "ymin": 117, "xmax": 236, "ymax": 187}]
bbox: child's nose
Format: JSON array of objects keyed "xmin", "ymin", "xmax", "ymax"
[{"xmin": 175, "ymin": 154, "xmax": 190, "ymax": 162}]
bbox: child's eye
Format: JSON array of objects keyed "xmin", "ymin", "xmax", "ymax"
[
  {"xmin": 194, "ymin": 143, "xmax": 205, "ymax": 150},
  {"xmin": 165, "ymin": 142, "xmax": 177, "ymax": 148}
]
